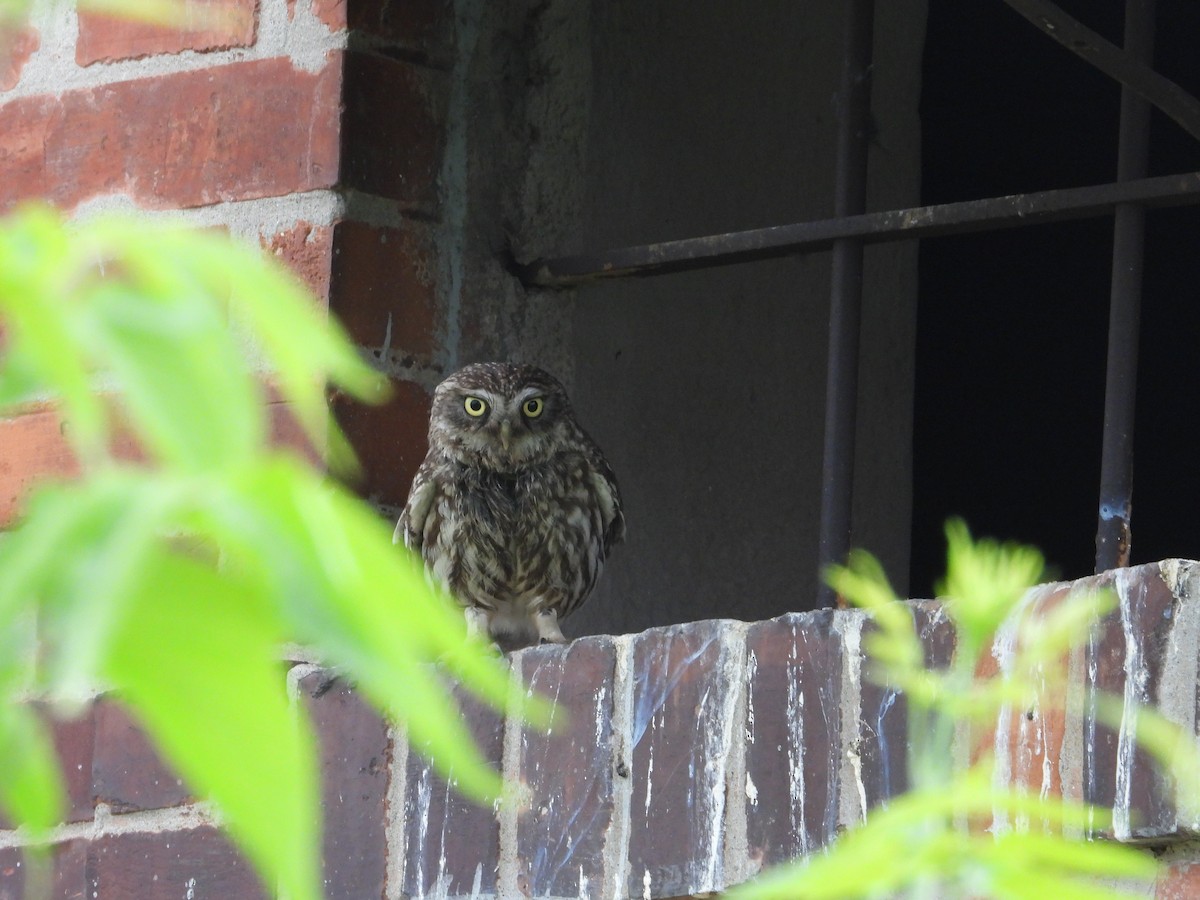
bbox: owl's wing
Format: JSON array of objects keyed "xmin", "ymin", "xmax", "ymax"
[
  {"xmin": 394, "ymin": 456, "xmax": 438, "ymax": 551},
  {"xmin": 590, "ymin": 458, "xmax": 626, "ymax": 554}
]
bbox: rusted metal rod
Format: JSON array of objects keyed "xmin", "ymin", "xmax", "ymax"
[
  {"xmin": 520, "ymin": 171, "xmax": 1200, "ymax": 289},
  {"xmin": 817, "ymin": 0, "xmax": 875, "ymax": 606},
  {"xmin": 1001, "ymin": 0, "xmax": 1200, "ymax": 143},
  {"xmin": 1096, "ymin": 0, "xmax": 1155, "ymax": 573}
]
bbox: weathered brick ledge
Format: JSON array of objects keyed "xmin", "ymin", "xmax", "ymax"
[{"xmin": 3, "ymin": 560, "xmax": 1200, "ymax": 899}]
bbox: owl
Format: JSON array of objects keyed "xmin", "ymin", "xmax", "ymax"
[{"xmin": 394, "ymin": 362, "xmax": 625, "ymax": 652}]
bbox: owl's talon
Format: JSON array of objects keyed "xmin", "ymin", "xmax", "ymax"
[{"xmin": 533, "ymin": 608, "xmax": 567, "ymax": 645}]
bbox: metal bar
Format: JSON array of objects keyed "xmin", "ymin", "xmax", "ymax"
[
  {"xmin": 817, "ymin": 0, "xmax": 875, "ymax": 606},
  {"xmin": 1001, "ymin": 0, "xmax": 1200, "ymax": 143},
  {"xmin": 1096, "ymin": 0, "xmax": 1155, "ymax": 573},
  {"xmin": 521, "ymin": 171, "xmax": 1200, "ymax": 288}
]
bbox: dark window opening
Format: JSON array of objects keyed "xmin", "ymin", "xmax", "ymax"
[{"xmin": 912, "ymin": 0, "xmax": 1200, "ymax": 596}]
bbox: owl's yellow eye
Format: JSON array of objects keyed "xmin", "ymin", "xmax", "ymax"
[
  {"xmin": 522, "ymin": 397, "xmax": 544, "ymax": 418},
  {"xmin": 464, "ymin": 396, "xmax": 488, "ymax": 417}
]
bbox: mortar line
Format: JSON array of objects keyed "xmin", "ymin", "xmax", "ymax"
[
  {"xmin": 602, "ymin": 633, "xmax": 634, "ymax": 899},
  {"xmin": 496, "ymin": 650, "xmax": 526, "ymax": 899},
  {"xmin": 384, "ymin": 723, "xmax": 410, "ymax": 900},
  {"xmin": 0, "ymin": 802, "xmax": 221, "ymax": 850},
  {"xmin": 718, "ymin": 622, "xmax": 751, "ymax": 891},
  {"xmin": 835, "ymin": 609, "xmax": 868, "ymax": 828}
]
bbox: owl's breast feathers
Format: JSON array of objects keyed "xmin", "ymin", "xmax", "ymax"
[{"xmin": 395, "ymin": 445, "xmax": 623, "ymax": 615}]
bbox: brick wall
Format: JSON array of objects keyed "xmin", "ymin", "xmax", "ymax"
[
  {"xmin": 0, "ymin": 0, "xmax": 449, "ymax": 523},
  {"xmin": 6, "ymin": 3, "xmax": 1200, "ymax": 899},
  {"xmin": 4, "ymin": 561, "xmax": 1200, "ymax": 898}
]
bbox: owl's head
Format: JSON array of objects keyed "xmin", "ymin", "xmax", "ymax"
[{"xmin": 428, "ymin": 362, "xmax": 577, "ymax": 472}]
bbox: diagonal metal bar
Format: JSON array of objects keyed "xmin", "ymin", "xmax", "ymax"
[
  {"xmin": 520, "ymin": 171, "xmax": 1200, "ymax": 289},
  {"xmin": 1000, "ymin": 0, "xmax": 1200, "ymax": 143}
]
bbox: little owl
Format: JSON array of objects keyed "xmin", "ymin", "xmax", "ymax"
[{"xmin": 394, "ymin": 362, "xmax": 624, "ymax": 651}]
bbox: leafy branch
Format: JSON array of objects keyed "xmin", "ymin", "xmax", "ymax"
[
  {"xmin": 0, "ymin": 205, "xmax": 520, "ymax": 900},
  {"xmin": 732, "ymin": 521, "xmax": 1196, "ymax": 900}
]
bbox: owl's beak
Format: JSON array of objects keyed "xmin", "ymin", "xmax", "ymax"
[{"xmin": 499, "ymin": 419, "xmax": 512, "ymax": 451}]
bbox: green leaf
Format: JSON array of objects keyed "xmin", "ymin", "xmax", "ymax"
[
  {"xmin": 85, "ymin": 280, "xmax": 264, "ymax": 469},
  {"xmin": 223, "ymin": 460, "xmax": 520, "ymax": 800},
  {"xmin": 0, "ymin": 344, "xmax": 49, "ymax": 410},
  {"xmin": 77, "ymin": 0, "xmax": 197, "ymax": 27},
  {"xmin": 2, "ymin": 474, "xmax": 174, "ymax": 699},
  {"xmin": 144, "ymin": 224, "xmax": 383, "ymax": 466},
  {"xmin": 0, "ymin": 206, "xmax": 109, "ymax": 463},
  {"xmin": 0, "ymin": 703, "xmax": 66, "ymax": 833},
  {"xmin": 827, "ymin": 550, "xmax": 924, "ymax": 671},
  {"xmin": 937, "ymin": 518, "xmax": 1045, "ymax": 646},
  {"xmin": 103, "ymin": 550, "xmax": 320, "ymax": 900}
]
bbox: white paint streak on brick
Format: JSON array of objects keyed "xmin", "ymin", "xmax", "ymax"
[
  {"xmin": 786, "ymin": 619, "xmax": 808, "ymax": 856},
  {"xmin": 835, "ymin": 610, "xmax": 868, "ymax": 828},
  {"xmin": 1156, "ymin": 561, "xmax": 1200, "ymax": 830},
  {"xmin": 989, "ymin": 591, "xmax": 1025, "ymax": 835},
  {"xmin": 601, "ymin": 633, "xmax": 634, "ymax": 900},
  {"xmin": 1114, "ymin": 568, "xmax": 1148, "ymax": 841},
  {"xmin": 1060, "ymin": 590, "xmax": 1089, "ymax": 840}
]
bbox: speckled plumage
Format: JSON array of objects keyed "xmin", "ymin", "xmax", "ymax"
[{"xmin": 394, "ymin": 362, "xmax": 624, "ymax": 651}]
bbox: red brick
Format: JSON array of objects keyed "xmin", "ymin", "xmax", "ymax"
[
  {"xmin": 627, "ymin": 620, "xmax": 741, "ymax": 898},
  {"xmin": 403, "ymin": 682, "xmax": 504, "ymax": 898},
  {"xmin": 0, "ymin": 408, "xmax": 134, "ymax": 524},
  {"xmin": 854, "ymin": 602, "xmax": 954, "ymax": 812},
  {"xmin": 0, "ymin": 847, "xmax": 22, "ymax": 898},
  {"xmin": 262, "ymin": 222, "xmax": 334, "ymax": 306},
  {"xmin": 299, "ymin": 671, "xmax": 389, "ymax": 900},
  {"xmin": 77, "ymin": 0, "xmax": 257, "ymax": 66},
  {"xmin": 312, "ymin": 0, "xmax": 346, "ymax": 31},
  {"xmin": 0, "ymin": 24, "xmax": 39, "ymax": 92},
  {"xmin": 972, "ymin": 584, "xmax": 1073, "ymax": 811},
  {"xmin": 0, "ymin": 705, "xmax": 94, "ymax": 832},
  {"xmin": 341, "ymin": 52, "xmax": 444, "ymax": 206},
  {"xmin": 0, "ymin": 94, "xmax": 53, "ymax": 200},
  {"xmin": 1084, "ymin": 564, "xmax": 1184, "ymax": 839},
  {"xmin": 332, "ymin": 377, "xmax": 431, "ymax": 508},
  {"xmin": 330, "ymin": 219, "xmax": 439, "ymax": 363},
  {"xmin": 0, "ymin": 396, "xmax": 323, "ymax": 526},
  {"xmin": 855, "ymin": 615, "xmax": 910, "ymax": 808},
  {"xmin": 92, "ymin": 699, "xmax": 191, "ymax": 813},
  {"xmin": 744, "ymin": 610, "xmax": 841, "ymax": 866},
  {"xmin": 0, "ymin": 840, "xmax": 89, "ymax": 899},
  {"xmin": 1158, "ymin": 859, "xmax": 1200, "ymax": 899},
  {"xmin": 0, "ymin": 409, "xmax": 80, "ymax": 527},
  {"xmin": 84, "ymin": 828, "xmax": 268, "ymax": 899},
  {"xmin": 268, "ymin": 400, "xmax": 324, "ymax": 468},
  {"xmin": 48, "ymin": 706, "xmax": 97, "ymax": 824},
  {"xmin": 0, "ymin": 56, "xmax": 341, "ymax": 212},
  {"xmin": 517, "ymin": 636, "xmax": 617, "ymax": 897}
]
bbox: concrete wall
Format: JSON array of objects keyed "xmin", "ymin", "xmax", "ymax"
[{"xmin": 549, "ymin": 0, "xmax": 928, "ymax": 637}]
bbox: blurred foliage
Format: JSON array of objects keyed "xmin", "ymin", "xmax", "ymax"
[
  {"xmin": 0, "ymin": 204, "xmax": 522, "ymax": 900},
  {"xmin": 732, "ymin": 520, "xmax": 1199, "ymax": 900}
]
